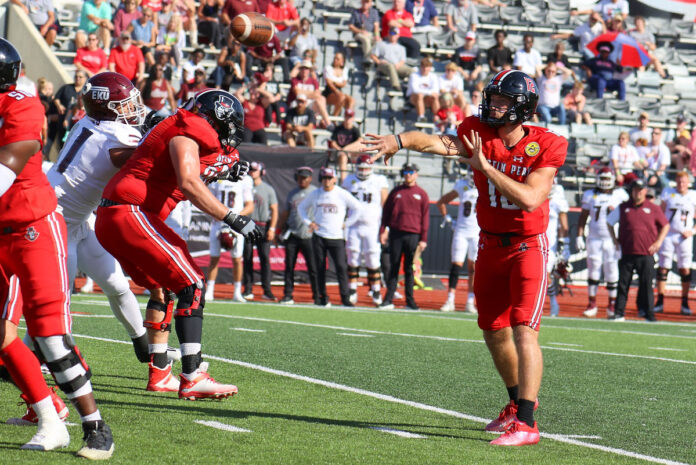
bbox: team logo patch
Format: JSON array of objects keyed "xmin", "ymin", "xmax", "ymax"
[
  {"xmin": 85, "ymin": 84, "xmax": 110, "ymax": 101},
  {"xmin": 24, "ymin": 226, "xmax": 39, "ymax": 242},
  {"xmin": 215, "ymin": 96, "xmax": 232, "ymax": 120},
  {"xmin": 643, "ymin": 207, "xmax": 651, "ymax": 213},
  {"xmin": 518, "ymin": 242, "xmax": 528, "ymax": 252},
  {"xmin": 524, "ymin": 142, "xmax": 540, "ymax": 157}
]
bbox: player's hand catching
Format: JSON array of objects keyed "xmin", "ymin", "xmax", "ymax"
[
  {"xmin": 223, "ymin": 211, "xmax": 263, "ymax": 244},
  {"xmin": 458, "ymin": 130, "xmax": 487, "ymax": 172},
  {"xmin": 357, "ymin": 133, "xmax": 401, "ymax": 165},
  {"xmin": 227, "ymin": 160, "xmax": 250, "ymax": 182},
  {"xmin": 202, "ymin": 161, "xmax": 232, "ymax": 184}
]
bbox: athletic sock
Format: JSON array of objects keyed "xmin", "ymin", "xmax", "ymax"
[
  {"xmin": 234, "ymin": 281, "xmax": 241, "ymax": 294},
  {"xmin": 447, "ymin": 290, "xmax": 455, "ymax": 301},
  {"xmin": 350, "ymin": 282, "xmax": 358, "ymax": 290},
  {"xmin": 516, "ymin": 398, "xmax": 535, "ymax": 427},
  {"xmin": 149, "ymin": 343, "xmax": 169, "ymax": 368},
  {"xmin": 80, "ymin": 410, "xmax": 102, "ymax": 422},
  {"xmin": 467, "ymin": 292, "xmax": 474, "ymax": 302},
  {"xmin": 506, "ymin": 385, "xmax": 519, "ymax": 403},
  {"xmin": 33, "ymin": 396, "xmax": 61, "ymax": 423}
]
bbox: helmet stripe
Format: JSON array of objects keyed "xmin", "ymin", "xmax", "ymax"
[{"xmin": 492, "ymin": 69, "xmax": 513, "ymax": 86}]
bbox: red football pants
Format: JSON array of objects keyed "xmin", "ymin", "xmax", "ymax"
[
  {"xmin": 95, "ymin": 205, "xmax": 203, "ymax": 292},
  {"xmin": 474, "ymin": 232, "xmax": 549, "ymax": 331},
  {"xmin": 0, "ymin": 212, "xmax": 71, "ymax": 336}
]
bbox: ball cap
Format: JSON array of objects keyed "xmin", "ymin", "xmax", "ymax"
[
  {"xmin": 295, "ymin": 166, "xmax": 313, "ymax": 177},
  {"xmin": 631, "ymin": 178, "xmax": 646, "ymax": 189},
  {"xmin": 345, "ymin": 108, "xmax": 355, "ymax": 117},
  {"xmin": 465, "ymin": 31, "xmax": 476, "ymax": 40},
  {"xmin": 251, "ymin": 161, "xmax": 265, "ymax": 172},
  {"xmin": 320, "ymin": 167, "xmax": 336, "ymax": 178},
  {"xmin": 402, "ymin": 162, "xmax": 419, "ymax": 173},
  {"xmin": 296, "ymin": 93, "xmax": 308, "ymax": 101},
  {"xmin": 300, "ymin": 59, "xmax": 314, "ymax": 69}
]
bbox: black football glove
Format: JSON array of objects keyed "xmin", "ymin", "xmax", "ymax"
[
  {"xmin": 223, "ymin": 211, "xmax": 263, "ymax": 244},
  {"xmin": 225, "ymin": 160, "xmax": 250, "ymax": 182}
]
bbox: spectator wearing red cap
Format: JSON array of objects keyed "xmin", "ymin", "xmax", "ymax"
[
  {"xmin": 452, "ymin": 31, "xmax": 483, "ymax": 90},
  {"xmin": 329, "ymin": 109, "xmax": 363, "ymax": 181},
  {"xmin": 298, "ymin": 167, "xmax": 363, "ymax": 307}
]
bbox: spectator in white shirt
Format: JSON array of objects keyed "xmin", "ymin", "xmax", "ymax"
[
  {"xmin": 611, "ymin": 131, "xmax": 641, "ymax": 186},
  {"xmin": 630, "ymin": 112, "xmax": 652, "ymax": 145},
  {"xmin": 407, "ymin": 56, "xmax": 440, "ymax": 122},
  {"xmin": 438, "ymin": 61, "xmax": 466, "ymax": 108},
  {"xmin": 537, "ymin": 63, "xmax": 573, "ymax": 125},
  {"xmin": 298, "ymin": 167, "xmax": 362, "ymax": 307},
  {"xmin": 572, "ymin": 0, "xmax": 628, "ymax": 22},
  {"xmin": 513, "ymin": 33, "xmax": 543, "ymax": 79},
  {"xmin": 289, "ymin": 18, "xmax": 320, "ymax": 67},
  {"xmin": 637, "ymin": 127, "xmax": 671, "ymax": 189},
  {"xmin": 552, "ymin": 11, "xmax": 605, "ymax": 60}
]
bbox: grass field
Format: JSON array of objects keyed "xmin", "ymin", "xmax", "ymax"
[{"xmin": 1, "ymin": 294, "xmax": 695, "ymax": 464}]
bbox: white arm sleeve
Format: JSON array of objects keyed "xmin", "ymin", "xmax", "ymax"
[{"xmin": 0, "ymin": 163, "xmax": 17, "ymax": 197}]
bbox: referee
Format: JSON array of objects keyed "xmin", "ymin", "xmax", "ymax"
[{"xmin": 379, "ymin": 163, "xmax": 430, "ymax": 310}]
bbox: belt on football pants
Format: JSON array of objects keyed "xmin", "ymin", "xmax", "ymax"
[
  {"xmin": 481, "ymin": 230, "xmax": 520, "ymax": 247},
  {"xmin": 99, "ymin": 198, "xmax": 122, "ymax": 208}
]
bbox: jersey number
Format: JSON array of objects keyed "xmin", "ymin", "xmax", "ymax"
[
  {"xmin": 220, "ymin": 191, "xmax": 236, "ymax": 209},
  {"xmin": 7, "ymin": 90, "xmax": 30, "ymax": 101},
  {"xmin": 593, "ymin": 205, "xmax": 603, "ymax": 222},
  {"xmin": 487, "ymin": 180, "xmax": 519, "ymax": 210},
  {"xmin": 57, "ymin": 127, "xmax": 94, "ymax": 174},
  {"xmin": 462, "ymin": 201, "xmax": 473, "ymax": 217},
  {"xmin": 669, "ymin": 208, "xmax": 688, "ymax": 227},
  {"xmin": 352, "ymin": 191, "xmax": 372, "ymax": 203}
]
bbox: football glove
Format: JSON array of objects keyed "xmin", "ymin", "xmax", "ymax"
[
  {"xmin": 575, "ymin": 236, "xmax": 585, "ymax": 252},
  {"xmin": 226, "ymin": 160, "xmax": 250, "ymax": 182},
  {"xmin": 223, "ymin": 211, "xmax": 263, "ymax": 244},
  {"xmin": 559, "ymin": 238, "xmax": 570, "ymax": 262}
]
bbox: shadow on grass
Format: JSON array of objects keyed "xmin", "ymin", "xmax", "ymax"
[{"xmin": 96, "ymin": 398, "xmax": 488, "ymax": 441}]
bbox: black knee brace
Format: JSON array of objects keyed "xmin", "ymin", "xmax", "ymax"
[
  {"xmin": 588, "ymin": 278, "xmax": 601, "ymax": 286},
  {"xmin": 175, "ymin": 283, "xmax": 205, "ymax": 319},
  {"xmin": 348, "ymin": 266, "xmax": 360, "ymax": 281},
  {"xmin": 606, "ymin": 281, "xmax": 617, "ymax": 291},
  {"xmin": 35, "ymin": 335, "xmax": 92, "ymax": 395},
  {"xmin": 144, "ymin": 290, "xmax": 176, "ymax": 331},
  {"xmin": 657, "ymin": 268, "xmax": 669, "ymax": 282},
  {"xmin": 449, "ymin": 264, "xmax": 462, "ymax": 290},
  {"xmin": 367, "ymin": 268, "xmax": 381, "ymax": 285},
  {"xmin": 681, "ymin": 270, "xmax": 692, "ymax": 283}
]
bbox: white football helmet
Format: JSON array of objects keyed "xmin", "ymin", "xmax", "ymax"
[{"xmin": 596, "ymin": 168, "xmax": 615, "ymax": 191}]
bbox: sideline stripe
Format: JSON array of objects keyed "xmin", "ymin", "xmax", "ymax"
[
  {"xmin": 67, "ymin": 332, "xmax": 688, "ymax": 465},
  {"xmin": 194, "ymin": 420, "xmax": 251, "ymax": 433},
  {"xmin": 370, "ymin": 427, "xmax": 426, "ymax": 439}
]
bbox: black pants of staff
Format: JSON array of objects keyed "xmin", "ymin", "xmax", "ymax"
[
  {"xmin": 284, "ymin": 233, "xmax": 318, "ymax": 301},
  {"xmin": 616, "ymin": 254, "xmax": 655, "ymax": 320},
  {"xmin": 313, "ymin": 234, "xmax": 350, "ymax": 305},
  {"xmin": 383, "ymin": 230, "xmax": 419, "ymax": 307},
  {"xmin": 243, "ymin": 225, "xmax": 273, "ymax": 296}
]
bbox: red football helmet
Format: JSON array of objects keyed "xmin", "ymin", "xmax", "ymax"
[
  {"xmin": 596, "ymin": 167, "xmax": 615, "ymax": 191},
  {"xmin": 355, "ymin": 154, "xmax": 373, "ymax": 180},
  {"xmin": 82, "ymin": 72, "xmax": 146, "ymax": 126}
]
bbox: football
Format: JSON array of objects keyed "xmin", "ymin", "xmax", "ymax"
[{"xmin": 230, "ymin": 12, "xmax": 274, "ymax": 47}]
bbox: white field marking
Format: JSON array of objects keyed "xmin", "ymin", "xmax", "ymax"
[
  {"xmin": 70, "ymin": 314, "xmax": 116, "ymax": 318},
  {"xmin": 370, "ymin": 427, "xmax": 426, "ymax": 439},
  {"xmin": 206, "ymin": 314, "xmax": 696, "ymax": 366},
  {"xmin": 547, "ymin": 342, "xmax": 583, "ymax": 347},
  {"xmin": 231, "ymin": 328, "xmax": 266, "ymax": 333},
  {"xmin": 555, "ymin": 434, "xmax": 603, "ymax": 440},
  {"xmin": 337, "ymin": 332, "xmax": 375, "ymax": 338},
  {"xmin": 63, "ymin": 331, "xmax": 688, "ymax": 465},
  {"xmin": 649, "ymin": 347, "xmax": 687, "ymax": 352},
  {"xmin": 194, "ymin": 420, "xmax": 251, "ymax": 433}
]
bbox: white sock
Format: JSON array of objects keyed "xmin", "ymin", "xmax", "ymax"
[
  {"xmin": 206, "ymin": 280, "xmax": 215, "ymax": 294},
  {"xmin": 149, "ymin": 343, "xmax": 167, "ymax": 355},
  {"xmin": 371, "ymin": 283, "xmax": 381, "ymax": 293},
  {"xmin": 80, "ymin": 410, "xmax": 102, "ymax": 422},
  {"xmin": 33, "ymin": 396, "xmax": 60, "ymax": 423},
  {"xmin": 447, "ymin": 291, "xmax": 455, "ymax": 301},
  {"xmin": 180, "ymin": 343, "xmax": 201, "ymax": 357},
  {"xmin": 234, "ymin": 281, "xmax": 241, "ymax": 293},
  {"xmin": 350, "ymin": 282, "xmax": 358, "ymax": 290},
  {"xmin": 467, "ymin": 292, "xmax": 475, "ymax": 302}
]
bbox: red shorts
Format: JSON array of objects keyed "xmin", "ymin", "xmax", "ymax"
[
  {"xmin": 0, "ymin": 212, "xmax": 71, "ymax": 336},
  {"xmin": 474, "ymin": 232, "xmax": 549, "ymax": 331},
  {"xmin": 95, "ymin": 204, "xmax": 203, "ymax": 292}
]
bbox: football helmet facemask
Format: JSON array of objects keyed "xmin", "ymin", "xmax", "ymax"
[
  {"xmin": 596, "ymin": 167, "xmax": 615, "ymax": 191},
  {"xmin": 82, "ymin": 72, "xmax": 146, "ymax": 126},
  {"xmin": 480, "ymin": 70, "xmax": 539, "ymax": 127}
]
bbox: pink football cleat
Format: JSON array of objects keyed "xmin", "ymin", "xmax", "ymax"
[{"xmin": 490, "ymin": 418, "xmax": 540, "ymax": 446}]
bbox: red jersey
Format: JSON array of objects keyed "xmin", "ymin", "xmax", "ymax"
[
  {"xmin": 265, "ymin": 0, "xmax": 298, "ymax": 32},
  {"xmin": 74, "ymin": 47, "xmax": 108, "ymax": 75},
  {"xmin": 102, "ymin": 109, "xmax": 239, "ymax": 220},
  {"xmin": 456, "ymin": 116, "xmax": 567, "ymax": 236},
  {"xmin": 381, "ymin": 9, "xmax": 414, "ymax": 38},
  {"xmin": 108, "ymin": 45, "xmax": 144, "ymax": 81},
  {"xmin": 0, "ymin": 89, "xmax": 56, "ymax": 228}
]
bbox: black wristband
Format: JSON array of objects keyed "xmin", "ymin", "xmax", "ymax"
[
  {"xmin": 223, "ymin": 210, "xmax": 237, "ymax": 226},
  {"xmin": 395, "ymin": 134, "xmax": 403, "ymax": 151}
]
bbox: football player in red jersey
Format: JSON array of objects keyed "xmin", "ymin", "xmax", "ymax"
[
  {"xmin": 0, "ymin": 38, "xmax": 114, "ymax": 459},
  {"xmin": 95, "ymin": 89, "xmax": 261, "ymax": 400},
  {"xmin": 360, "ymin": 69, "xmax": 567, "ymax": 446}
]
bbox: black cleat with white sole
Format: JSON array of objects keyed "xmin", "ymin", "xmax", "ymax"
[{"xmin": 76, "ymin": 420, "xmax": 114, "ymax": 460}]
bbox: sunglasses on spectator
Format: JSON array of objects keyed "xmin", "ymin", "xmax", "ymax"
[{"xmin": 402, "ymin": 170, "xmax": 415, "ymax": 175}]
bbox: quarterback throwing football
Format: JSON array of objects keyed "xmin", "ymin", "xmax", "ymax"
[{"xmin": 359, "ymin": 69, "xmax": 567, "ymax": 446}]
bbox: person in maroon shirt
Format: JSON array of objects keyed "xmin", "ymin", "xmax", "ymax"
[
  {"xmin": 379, "ymin": 162, "xmax": 429, "ymax": 310},
  {"xmin": 221, "ymin": 0, "xmax": 259, "ymax": 27},
  {"xmin": 236, "ymin": 85, "xmax": 268, "ymax": 145},
  {"xmin": 248, "ymin": 34, "xmax": 290, "ymax": 83},
  {"xmin": 607, "ymin": 178, "xmax": 669, "ymax": 321}
]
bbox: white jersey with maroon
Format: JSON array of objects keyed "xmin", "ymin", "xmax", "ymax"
[
  {"xmin": 208, "ymin": 177, "xmax": 253, "ymax": 258},
  {"xmin": 546, "ymin": 184, "xmax": 569, "ymax": 251},
  {"xmin": 453, "ymin": 177, "xmax": 479, "ymax": 237},
  {"xmin": 342, "ymin": 173, "xmax": 389, "ymax": 227},
  {"xmin": 48, "ymin": 117, "xmax": 142, "ymax": 224},
  {"xmin": 660, "ymin": 188, "xmax": 696, "ymax": 236},
  {"xmin": 581, "ymin": 188, "xmax": 629, "ymax": 240}
]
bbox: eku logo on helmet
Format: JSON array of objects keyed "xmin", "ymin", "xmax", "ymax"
[
  {"xmin": 214, "ymin": 95, "xmax": 231, "ymax": 120},
  {"xmin": 86, "ymin": 84, "xmax": 110, "ymax": 101}
]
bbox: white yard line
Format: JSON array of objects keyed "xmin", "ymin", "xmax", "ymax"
[
  {"xmin": 231, "ymin": 328, "xmax": 266, "ymax": 333},
  {"xmin": 546, "ymin": 342, "xmax": 583, "ymax": 347},
  {"xmin": 648, "ymin": 347, "xmax": 687, "ymax": 352},
  {"xmin": 68, "ymin": 331, "xmax": 688, "ymax": 465},
  {"xmin": 194, "ymin": 420, "xmax": 251, "ymax": 433},
  {"xmin": 337, "ymin": 332, "xmax": 375, "ymax": 338},
  {"xmin": 370, "ymin": 427, "xmax": 426, "ymax": 439}
]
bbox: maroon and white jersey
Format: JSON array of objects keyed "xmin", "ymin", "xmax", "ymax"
[
  {"xmin": 342, "ymin": 173, "xmax": 388, "ymax": 227},
  {"xmin": 581, "ymin": 188, "xmax": 628, "ymax": 240}
]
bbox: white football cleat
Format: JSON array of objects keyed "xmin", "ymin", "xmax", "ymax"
[
  {"xmin": 178, "ymin": 370, "xmax": 237, "ymax": 400},
  {"xmin": 204, "ymin": 292, "xmax": 214, "ymax": 302},
  {"xmin": 440, "ymin": 300, "xmax": 455, "ymax": 312},
  {"xmin": 80, "ymin": 278, "xmax": 94, "ymax": 294},
  {"xmin": 465, "ymin": 300, "xmax": 478, "ymax": 314},
  {"xmin": 349, "ymin": 290, "xmax": 358, "ymax": 305},
  {"xmin": 583, "ymin": 305, "xmax": 598, "ymax": 318},
  {"xmin": 372, "ymin": 294, "xmax": 382, "ymax": 306},
  {"xmin": 20, "ymin": 421, "xmax": 70, "ymax": 451},
  {"xmin": 232, "ymin": 293, "xmax": 247, "ymax": 303}
]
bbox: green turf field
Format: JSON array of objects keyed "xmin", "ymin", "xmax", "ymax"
[{"xmin": 1, "ymin": 295, "xmax": 695, "ymax": 464}]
